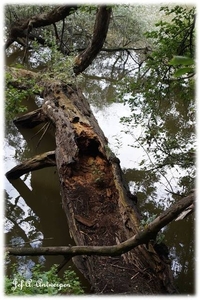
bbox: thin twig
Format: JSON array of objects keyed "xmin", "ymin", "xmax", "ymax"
[
  {"xmin": 36, "ymin": 122, "xmax": 51, "ymax": 149},
  {"xmin": 131, "ymin": 272, "xmax": 140, "ymax": 280},
  {"xmin": 56, "ymin": 255, "xmax": 72, "ymax": 273},
  {"xmin": 31, "ymin": 122, "xmax": 49, "ymax": 140}
]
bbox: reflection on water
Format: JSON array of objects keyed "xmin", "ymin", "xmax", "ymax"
[{"xmin": 4, "ymin": 51, "xmax": 194, "ymax": 294}]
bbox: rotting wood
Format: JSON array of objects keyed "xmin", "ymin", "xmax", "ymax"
[{"xmin": 74, "ymin": 215, "xmax": 97, "ymax": 228}]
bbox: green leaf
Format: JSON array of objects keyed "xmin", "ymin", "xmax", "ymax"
[
  {"xmin": 174, "ymin": 67, "xmax": 194, "ymax": 77},
  {"xmin": 169, "ymin": 56, "xmax": 194, "ymax": 66}
]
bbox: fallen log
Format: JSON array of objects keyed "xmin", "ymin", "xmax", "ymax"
[{"xmin": 6, "ymin": 68, "xmax": 178, "ymax": 294}]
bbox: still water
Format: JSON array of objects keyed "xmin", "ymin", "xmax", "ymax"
[{"xmin": 4, "ymin": 52, "xmax": 195, "ymax": 294}]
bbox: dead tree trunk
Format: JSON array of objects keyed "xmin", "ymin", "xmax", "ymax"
[
  {"xmin": 5, "ymin": 68, "xmax": 179, "ymax": 294},
  {"xmin": 43, "ymin": 83, "xmax": 178, "ymax": 294}
]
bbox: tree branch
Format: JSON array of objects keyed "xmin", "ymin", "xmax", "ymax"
[
  {"xmin": 73, "ymin": 6, "xmax": 112, "ymax": 75},
  {"xmin": 75, "ymin": 47, "xmax": 149, "ymax": 53},
  {"xmin": 6, "ymin": 6, "xmax": 78, "ymax": 49},
  {"xmin": 13, "ymin": 108, "xmax": 48, "ymax": 128},
  {"xmin": 5, "ymin": 191, "xmax": 194, "ymax": 256},
  {"xmin": 5, "ymin": 151, "xmax": 56, "ymax": 180}
]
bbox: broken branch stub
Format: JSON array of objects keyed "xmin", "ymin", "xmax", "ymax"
[{"xmin": 5, "ymin": 151, "xmax": 56, "ymax": 180}]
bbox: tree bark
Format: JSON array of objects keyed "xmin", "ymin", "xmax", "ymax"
[{"xmin": 6, "ymin": 68, "xmax": 179, "ymax": 294}]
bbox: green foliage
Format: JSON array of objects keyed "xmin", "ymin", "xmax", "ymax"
[
  {"xmin": 109, "ymin": 5, "xmax": 144, "ymax": 47},
  {"xmin": 145, "ymin": 6, "xmax": 195, "ymax": 56},
  {"xmin": 169, "ymin": 56, "xmax": 194, "ymax": 66},
  {"xmin": 37, "ymin": 30, "xmax": 77, "ymax": 82},
  {"xmin": 140, "ymin": 213, "xmax": 157, "ymax": 228},
  {"xmin": 5, "ymin": 263, "xmax": 84, "ymax": 295},
  {"xmin": 140, "ymin": 214, "xmax": 165, "ymax": 244},
  {"xmin": 156, "ymin": 232, "xmax": 165, "ymax": 244},
  {"xmin": 5, "ymin": 71, "xmax": 42, "ymax": 120},
  {"xmin": 78, "ymin": 5, "xmax": 97, "ymax": 14},
  {"xmin": 169, "ymin": 55, "xmax": 195, "ymax": 77},
  {"xmin": 5, "ymin": 32, "xmax": 79, "ymax": 120},
  {"xmin": 120, "ymin": 5, "xmax": 196, "ymax": 194}
]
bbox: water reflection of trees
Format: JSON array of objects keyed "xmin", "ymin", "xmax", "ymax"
[
  {"xmin": 4, "ymin": 121, "xmax": 73, "ymax": 277},
  {"xmin": 165, "ymin": 215, "xmax": 195, "ymax": 294},
  {"xmin": 82, "ymin": 51, "xmax": 140, "ymax": 109},
  {"xmin": 123, "ymin": 166, "xmax": 195, "ymax": 294}
]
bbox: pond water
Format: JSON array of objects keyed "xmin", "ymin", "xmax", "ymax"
[{"xmin": 4, "ymin": 51, "xmax": 195, "ymax": 294}]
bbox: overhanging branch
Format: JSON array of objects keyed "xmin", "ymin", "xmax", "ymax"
[
  {"xmin": 73, "ymin": 6, "xmax": 112, "ymax": 75},
  {"xmin": 5, "ymin": 191, "xmax": 194, "ymax": 257},
  {"xmin": 6, "ymin": 6, "xmax": 78, "ymax": 49}
]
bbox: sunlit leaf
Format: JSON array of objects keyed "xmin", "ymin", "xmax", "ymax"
[
  {"xmin": 174, "ymin": 67, "xmax": 194, "ymax": 77},
  {"xmin": 169, "ymin": 56, "xmax": 194, "ymax": 66}
]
